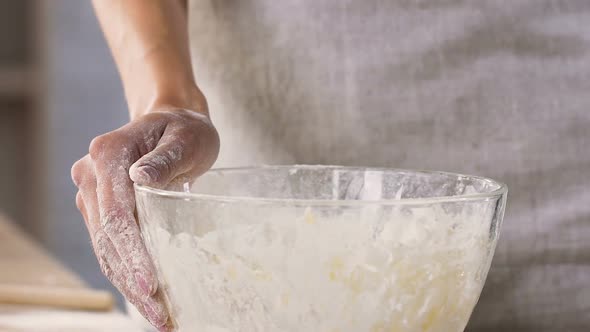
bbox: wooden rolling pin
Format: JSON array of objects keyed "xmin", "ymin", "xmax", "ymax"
[{"xmin": 0, "ymin": 285, "xmax": 115, "ymax": 311}]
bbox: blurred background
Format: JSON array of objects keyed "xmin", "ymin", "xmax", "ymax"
[
  {"xmin": 0, "ymin": 1, "xmax": 588, "ymax": 330},
  {"xmin": 0, "ymin": 0, "xmax": 126, "ymax": 300}
]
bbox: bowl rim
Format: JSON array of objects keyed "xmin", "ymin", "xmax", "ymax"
[{"xmin": 134, "ymin": 165, "xmax": 508, "ymax": 206}]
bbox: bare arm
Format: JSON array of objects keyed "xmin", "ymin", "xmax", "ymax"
[
  {"xmin": 92, "ymin": 0, "xmax": 202, "ymax": 118},
  {"xmin": 72, "ymin": 1, "xmax": 219, "ymax": 330}
]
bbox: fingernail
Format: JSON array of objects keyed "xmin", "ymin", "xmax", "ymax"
[
  {"xmin": 136, "ymin": 166, "xmax": 159, "ymax": 183},
  {"xmin": 144, "ymin": 300, "xmax": 168, "ymax": 328},
  {"xmin": 135, "ymin": 272, "xmax": 152, "ymax": 295},
  {"xmin": 143, "ymin": 303, "xmax": 161, "ymax": 326}
]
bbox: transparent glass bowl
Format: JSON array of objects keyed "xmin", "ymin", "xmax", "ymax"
[{"xmin": 135, "ymin": 166, "xmax": 507, "ymax": 332}]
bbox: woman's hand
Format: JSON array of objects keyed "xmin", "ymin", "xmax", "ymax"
[
  {"xmin": 71, "ymin": 106, "xmax": 219, "ymax": 329},
  {"xmin": 85, "ymin": 0, "xmax": 213, "ymax": 328}
]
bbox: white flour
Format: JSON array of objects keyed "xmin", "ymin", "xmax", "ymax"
[{"xmin": 147, "ymin": 204, "xmax": 495, "ymax": 332}]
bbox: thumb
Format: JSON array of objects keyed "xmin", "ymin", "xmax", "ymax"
[{"xmin": 129, "ymin": 137, "xmax": 192, "ymax": 188}]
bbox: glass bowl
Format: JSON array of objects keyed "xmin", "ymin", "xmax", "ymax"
[{"xmin": 135, "ymin": 166, "xmax": 507, "ymax": 332}]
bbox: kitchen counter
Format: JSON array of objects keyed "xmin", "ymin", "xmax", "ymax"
[{"xmin": 0, "ymin": 214, "xmax": 143, "ymax": 331}]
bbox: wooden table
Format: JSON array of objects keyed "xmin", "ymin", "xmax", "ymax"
[
  {"xmin": 0, "ymin": 214, "xmax": 143, "ymax": 331},
  {"xmin": 0, "ymin": 214, "xmax": 86, "ymax": 290}
]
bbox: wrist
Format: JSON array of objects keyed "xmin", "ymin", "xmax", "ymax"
[{"xmin": 130, "ymin": 84, "xmax": 208, "ymax": 120}]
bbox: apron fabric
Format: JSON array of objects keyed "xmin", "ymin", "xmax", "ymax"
[{"xmin": 189, "ymin": 1, "xmax": 590, "ymax": 330}]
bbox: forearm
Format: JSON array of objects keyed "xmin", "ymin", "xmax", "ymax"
[{"xmin": 92, "ymin": 0, "xmax": 203, "ymax": 119}]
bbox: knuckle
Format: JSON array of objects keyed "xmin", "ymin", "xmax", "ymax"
[
  {"xmin": 94, "ymin": 241, "xmax": 111, "ymax": 274},
  {"xmin": 101, "ymin": 211, "xmax": 120, "ymax": 231},
  {"xmin": 89, "ymin": 133, "xmax": 138, "ymax": 168},
  {"xmin": 75, "ymin": 192, "xmax": 84, "ymax": 210},
  {"xmin": 166, "ymin": 142, "xmax": 184, "ymax": 161},
  {"xmin": 159, "ymin": 151, "xmax": 178, "ymax": 172},
  {"xmin": 97, "ymin": 256, "xmax": 113, "ymax": 279},
  {"xmin": 71, "ymin": 159, "xmax": 87, "ymax": 186},
  {"xmin": 100, "ymin": 215, "xmax": 118, "ymax": 236},
  {"xmin": 93, "ymin": 233, "xmax": 118, "ymax": 281},
  {"xmin": 101, "ymin": 211, "xmax": 135, "ymax": 239},
  {"xmin": 94, "ymin": 231, "xmax": 110, "ymax": 253},
  {"xmin": 89, "ymin": 133, "xmax": 116, "ymax": 160}
]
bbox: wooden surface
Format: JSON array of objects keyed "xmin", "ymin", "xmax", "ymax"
[
  {"xmin": 0, "ymin": 214, "xmax": 85, "ymax": 289},
  {"xmin": 0, "ymin": 285, "xmax": 114, "ymax": 312},
  {"xmin": 0, "ymin": 215, "xmax": 139, "ymax": 331},
  {"xmin": 0, "ymin": 214, "xmax": 114, "ymax": 310}
]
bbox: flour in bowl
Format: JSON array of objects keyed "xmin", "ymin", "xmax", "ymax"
[{"xmin": 144, "ymin": 203, "xmax": 496, "ymax": 332}]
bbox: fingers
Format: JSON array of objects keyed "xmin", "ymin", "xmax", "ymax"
[
  {"xmin": 96, "ymin": 231, "xmax": 169, "ymax": 328},
  {"xmin": 72, "ymin": 156, "xmax": 100, "ymax": 235},
  {"xmin": 75, "ymin": 192, "xmax": 88, "ymax": 222},
  {"xmin": 89, "ymin": 134, "xmax": 158, "ymax": 297},
  {"xmin": 72, "ymin": 155, "xmax": 170, "ymax": 328}
]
